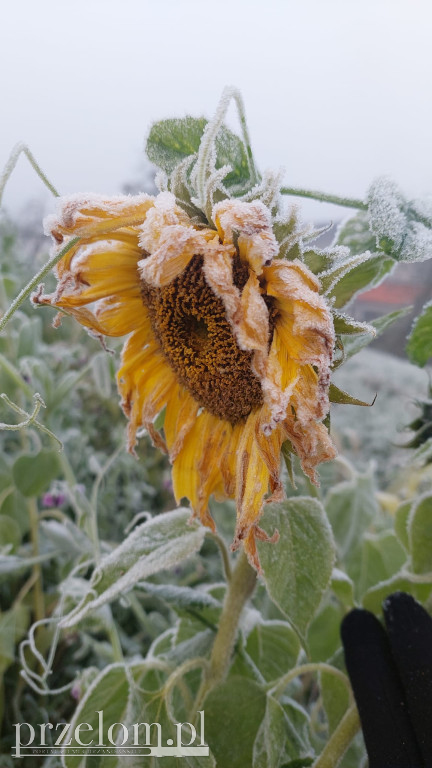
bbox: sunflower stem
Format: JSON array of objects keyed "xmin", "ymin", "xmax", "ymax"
[
  {"xmin": 280, "ymin": 186, "xmax": 366, "ymax": 210},
  {"xmin": 195, "ymin": 549, "xmax": 256, "ymax": 709},
  {"xmin": 312, "ymin": 704, "xmax": 361, "ymax": 768},
  {"xmin": 209, "ymin": 531, "xmax": 232, "ymax": 581}
]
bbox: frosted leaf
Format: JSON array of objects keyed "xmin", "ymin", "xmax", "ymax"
[
  {"xmin": 367, "ymin": 177, "xmax": 406, "ymax": 251},
  {"xmin": 337, "ymin": 211, "xmax": 376, "ymax": 255},
  {"xmin": 302, "ymin": 244, "xmax": 351, "ymax": 275},
  {"xmin": 400, "ymin": 221, "xmax": 432, "ymax": 263},
  {"xmin": 367, "ymin": 177, "xmax": 432, "ymax": 263},
  {"xmin": 410, "ymin": 197, "xmax": 432, "ymax": 226},
  {"xmin": 59, "ymin": 508, "xmax": 206, "ymax": 628}
]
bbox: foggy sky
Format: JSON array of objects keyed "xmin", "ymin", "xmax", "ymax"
[{"xmin": 1, "ymin": 0, "xmax": 432, "ymax": 224}]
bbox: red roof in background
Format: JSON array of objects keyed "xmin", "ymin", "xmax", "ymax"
[{"xmin": 358, "ymin": 283, "xmax": 422, "ymax": 305}]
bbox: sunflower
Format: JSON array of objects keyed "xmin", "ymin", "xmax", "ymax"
[{"xmin": 37, "ymin": 190, "xmax": 336, "ymax": 569}]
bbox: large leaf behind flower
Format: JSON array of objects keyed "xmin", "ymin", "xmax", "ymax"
[
  {"xmin": 60, "ymin": 508, "xmax": 206, "ymax": 628},
  {"xmin": 146, "ymin": 117, "xmax": 250, "ymax": 191},
  {"xmin": 257, "ymin": 498, "xmax": 336, "ymax": 644}
]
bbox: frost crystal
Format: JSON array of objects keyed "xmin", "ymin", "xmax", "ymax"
[
  {"xmin": 367, "ymin": 176, "xmax": 432, "ymax": 262},
  {"xmin": 367, "ymin": 177, "xmax": 406, "ymax": 251}
]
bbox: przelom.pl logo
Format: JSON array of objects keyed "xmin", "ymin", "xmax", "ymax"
[{"xmin": 13, "ymin": 710, "xmax": 208, "ymax": 758}]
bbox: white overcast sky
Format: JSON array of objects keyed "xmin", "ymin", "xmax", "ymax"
[{"xmin": 1, "ymin": 0, "xmax": 432, "ymax": 222}]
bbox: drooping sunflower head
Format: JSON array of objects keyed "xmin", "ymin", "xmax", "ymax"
[
  {"xmin": 36, "ymin": 186, "xmax": 338, "ymax": 569},
  {"xmin": 35, "ymin": 89, "xmax": 382, "ymax": 570}
]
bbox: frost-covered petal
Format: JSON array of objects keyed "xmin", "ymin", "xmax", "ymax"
[
  {"xmin": 44, "ymin": 193, "xmax": 155, "ymax": 243},
  {"xmin": 213, "ymin": 198, "xmax": 279, "ymax": 273}
]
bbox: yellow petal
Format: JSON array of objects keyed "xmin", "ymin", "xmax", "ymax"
[
  {"xmin": 172, "ymin": 410, "xmax": 231, "ymax": 531},
  {"xmin": 94, "ymin": 295, "xmax": 148, "ymax": 337},
  {"xmin": 117, "ymin": 331, "xmax": 176, "ymax": 452},
  {"xmin": 45, "ymin": 193, "xmax": 155, "ymax": 242},
  {"xmin": 164, "ymin": 385, "xmax": 200, "ymax": 462},
  {"xmin": 138, "ymin": 226, "xmax": 206, "ymax": 287},
  {"xmin": 233, "ymin": 410, "xmax": 271, "ymax": 545},
  {"xmin": 213, "ymin": 199, "xmax": 278, "ymax": 273}
]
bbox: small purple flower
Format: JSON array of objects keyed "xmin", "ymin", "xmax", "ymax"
[{"xmin": 42, "ymin": 491, "xmax": 67, "ymax": 508}]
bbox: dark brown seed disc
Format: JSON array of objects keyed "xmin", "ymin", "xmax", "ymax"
[{"xmin": 141, "ymin": 254, "xmax": 270, "ymax": 424}]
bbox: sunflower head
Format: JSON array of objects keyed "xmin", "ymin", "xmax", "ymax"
[{"xmin": 34, "ymin": 92, "xmax": 370, "ymax": 570}]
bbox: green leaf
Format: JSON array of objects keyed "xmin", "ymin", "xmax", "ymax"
[
  {"xmin": 64, "ymin": 662, "xmax": 213, "ymax": 768},
  {"xmin": 1, "ymin": 489, "xmax": 29, "ymax": 535},
  {"xmin": 258, "ymin": 498, "xmax": 336, "ymax": 643},
  {"xmin": 253, "ymin": 695, "xmax": 313, "ymax": 767},
  {"xmin": 215, "ymin": 125, "xmax": 251, "ymax": 190},
  {"xmin": 411, "ymin": 437, "xmax": 432, "ymax": 465},
  {"xmin": 0, "ymin": 606, "xmax": 31, "ymax": 675},
  {"xmin": 63, "ymin": 663, "xmax": 130, "ymax": 768},
  {"xmin": 90, "ymin": 351, "xmax": 113, "ymax": 399},
  {"xmin": 321, "ymin": 657, "xmax": 350, "ymax": 736},
  {"xmin": 146, "ymin": 117, "xmax": 250, "ymax": 191},
  {"xmin": 362, "ymin": 572, "xmax": 432, "ymax": 614},
  {"xmin": 394, "ymin": 500, "xmax": 412, "ymax": 551},
  {"xmin": 355, "ymin": 531, "xmax": 406, "ymax": 597},
  {"xmin": 332, "ymin": 313, "xmax": 374, "ymax": 336},
  {"xmin": 147, "ymin": 117, "xmax": 207, "ymax": 175},
  {"xmin": 40, "ymin": 519, "xmax": 93, "ymax": 558},
  {"xmin": 17, "ymin": 316, "xmax": 43, "ymax": 358},
  {"xmin": 245, "ymin": 621, "xmax": 301, "ymax": 682},
  {"xmin": 337, "ymin": 211, "xmax": 376, "ymax": 255},
  {"xmin": 302, "ymin": 247, "xmax": 339, "ymax": 275},
  {"xmin": 0, "ymin": 610, "xmax": 16, "ymax": 675},
  {"xmin": 308, "ymin": 601, "xmax": 344, "ymax": 662},
  {"xmin": 0, "ymin": 551, "xmax": 57, "ymax": 575},
  {"xmin": 137, "ymin": 582, "xmax": 221, "ymax": 612},
  {"xmin": 367, "ymin": 176, "xmax": 432, "ymax": 263},
  {"xmin": 0, "ymin": 514, "xmax": 21, "ymax": 553},
  {"xmin": 330, "ymin": 568, "xmax": 355, "ymax": 609},
  {"xmin": 60, "ymin": 508, "xmax": 206, "ymax": 628},
  {"xmin": 325, "ymin": 253, "xmax": 395, "ymax": 309},
  {"xmin": 204, "ymin": 677, "xmax": 266, "ymax": 768},
  {"xmin": 408, "ymin": 493, "xmax": 432, "ymax": 574},
  {"xmin": 340, "ymin": 306, "xmax": 412, "ymax": 360},
  {"xmin": 325, "ymin": 470, "xmax": 378, "ymax": 565},
  {"xmin": 12, "ymin": 450, "xmax": 61, "ymax": 497},
  {"xmin": 128, "ymin": 664, "xmax": 214, "ymax": 768},
  {"xmin": 339, "ymin": 734, "xmax": 367, "ymax": 768},
  {"xmin": 406, "ymin": 301, "xmax": 432, "ymax": 367},
  {"xmin": 329, "ymin": 383, "xmax": 373, "ymax": 407}
]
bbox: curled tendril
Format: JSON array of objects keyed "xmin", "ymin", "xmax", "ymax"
[{"xmin": 0, "ymin": 391, "xmax": 63, "ymax": 449}]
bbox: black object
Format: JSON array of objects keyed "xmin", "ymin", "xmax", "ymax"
[{"xmin": 341, "ymin": 592, "xmax": 432, "ymax": 768}]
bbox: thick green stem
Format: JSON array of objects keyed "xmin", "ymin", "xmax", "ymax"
[
  {"xmin": 313, "ymin": 704, "xmax": 361, "ymax": 768},
  {"xmin": 209, "ymin": 531, "xmax": 232, "ymax": 581},
  {"xmin": 206, "ymin": 549, "xmax": 257, "ymax": 689},
  {"xmin": 280, "ymin": 186, "xmax": 366, "ymax": 211}
]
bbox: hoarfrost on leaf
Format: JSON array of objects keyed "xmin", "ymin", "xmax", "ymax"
[
  {"xmin": 367, "ymin": 176, "xmax": 432, "ymax": 262},
  {"xmin": 367, "ymin": 177, "xmax": 406, "ymax": 252},
  {"xmin": 59, "ymin": 508, "xmax": 206, "ymax": 628}
]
